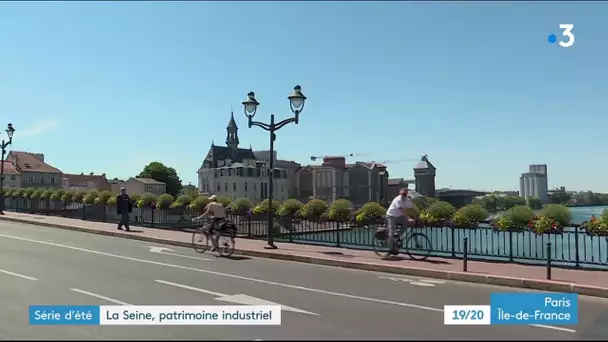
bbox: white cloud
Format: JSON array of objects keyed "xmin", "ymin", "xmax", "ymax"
[{"xmin": 17, "ymin": 119, "xmax": 59, "ymax": 138}]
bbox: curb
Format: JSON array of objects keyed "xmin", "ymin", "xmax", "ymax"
[{"xmin": 2, "ymin": 215, "xmax": 608, "ymax": 299}]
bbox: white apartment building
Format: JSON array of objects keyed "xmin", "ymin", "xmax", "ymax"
[
  {"xmin": 197, "ymin": 113, "xmax": 289, "ymax": 202},
  {"xmin": 520, "ymin": 164, "xmax": 549, "ymax": 204}
]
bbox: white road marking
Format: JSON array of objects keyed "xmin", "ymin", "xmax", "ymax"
[
  {"xmin": 409, "ymin": 281, "xmax": 435, "ymax": 287},
  {"xmin": 147, "ymin": 246, "xmax": 175, "ymax": 253},
  {"xmin": 70, "ymin": 288, "xmax": 131, "ymax": 305},
  {"xmin": 530, "ymin": 324, "xmax": 576, "ymax": 333},
  {"xmin": 155, "ymin": 280, "xmax": 224, "ymax": 297},
  {"xmin": 147, "ymin": 246, "xmax": 213, "ymax": 262},
  {"xmin": 379, "ymin": 276, "xmax": 445, "ymax": 287},
  {"xmin": 0, "ymin": 233, "xmax": 576, "ymax": 333},
  {"xmin": 0, "ymin": 268, "xmax": 37, "ymax": 281},
  {"xmin": 156, "ymin": 280, "xmax": 318, "ymax": 315},
  {"xmin": 418, "ymin": 279, "xmax": 445, "ymax": 284}
]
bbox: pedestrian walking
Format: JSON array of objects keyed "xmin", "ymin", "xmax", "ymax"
[{"xmin": 116, "ymin": 187, "xmax": 132, "ymax": 231}]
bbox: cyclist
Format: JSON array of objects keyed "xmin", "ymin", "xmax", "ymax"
[
  {"xmin": 193, "ymin": 195, "xmax": 227, "ymax": 251},
  {"xmin": 385, "ymin": 188, "xmax": 415, "ymax": 255}
]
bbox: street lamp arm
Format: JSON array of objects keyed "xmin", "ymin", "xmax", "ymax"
[
  {"xmin": 249, "ymin": 120, "xmax": 272, "ymax": 131},
  {"xmin": 274, "ymin": 117, "xmax": 297, "ymax": 131}
]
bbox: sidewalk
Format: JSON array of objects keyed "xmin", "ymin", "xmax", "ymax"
[{"xmin": 2, "ymin": 211, "xmax": 608, "ymax": 298}]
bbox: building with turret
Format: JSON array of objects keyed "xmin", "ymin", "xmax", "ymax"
[
  {"xmin": 196, "ymin": 113, "xmax": 290, "ymax": 202},
  {"xmin": 413, "ymin": 154, "xmax": 436, "ymax": 197}
]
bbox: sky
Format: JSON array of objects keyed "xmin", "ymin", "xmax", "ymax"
[{"xmin": 0, "ymin": 1, "xmax": 607, "ymax": 192}]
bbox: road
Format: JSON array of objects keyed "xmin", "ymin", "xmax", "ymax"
[{"xmin": 0, "ymin": 221, "xmax": 607, "ymax": 340}]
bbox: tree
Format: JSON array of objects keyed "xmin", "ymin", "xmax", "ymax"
[
  {"xmin": 138, "ymin": 162, "xmax": 182, "ymax": 196},
  {"xmin": 527, "ymin": 197, "xmax": 542, "ymax": 210}
]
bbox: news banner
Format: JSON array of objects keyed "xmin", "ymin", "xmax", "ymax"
[{"xmin": 28, "ymin": 293, "xmax": 577, "ymax": 326}]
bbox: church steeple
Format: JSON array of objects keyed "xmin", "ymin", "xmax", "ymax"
[{"xmin": 226, "ymin": 112, "xmax": 239, "ymax": 150}]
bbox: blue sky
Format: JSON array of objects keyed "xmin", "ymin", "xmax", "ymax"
[{"xmin": 0, "ymin": 2, "xmax": 606, "ymax": 192}]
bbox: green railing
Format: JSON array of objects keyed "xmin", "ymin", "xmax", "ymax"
[{"xmin": 4, "ymin": 198, "xmax": 608, "ymax": 270}]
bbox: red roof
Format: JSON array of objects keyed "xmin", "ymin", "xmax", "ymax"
[{"xmin": 0, "ymin": 161, "xmax": 19, "ymax": 175}]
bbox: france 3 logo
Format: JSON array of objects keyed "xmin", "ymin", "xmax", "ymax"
[{"xmin": 548, "ymin": 24, "xmax": 575, "ymax": 48}]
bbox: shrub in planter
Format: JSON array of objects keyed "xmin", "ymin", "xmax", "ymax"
[
  {"xmin": 602, "ymin": 209, "xmax": 608, "ymax": 222},
  {"xmin": 50, "ymin": 189, "xmax": 65, "ymax": 201},
  {"xmin": 23, "ymin": 188, "xmax": 35, "ymax": 199},
  {"xmin": 30, "ymin": 188, "xmax": 44, "ymax": 200},
  {"xmin": 328, "ymin": 199, "xmax": 352, "ymax": 222},
  {"xmin": 4, "ymin": 188, "xmax": 15, "ymax": 198},
  {"xmin": 356, "ymin": 202, "xmax": 385, "ymax": 225},
  {"xmin": 72, "ymin": 191, "xmax": 85, "ymax": 204},
  {"xmin": 253, "ymin": 199, "xmax": 281, "ymax": 216},
  {"xmin": 216, "ymin": 196, "xmax": 232, "ymax": 208},
  {"xmin": 13, "ymin": 188, "xmax": 26, "ymax": 198},
  {"xmin": 423, "ymin": 201, "xmax": 455, "ymax": 225},
  {"xmin": 95, "ymin": 190, "xmax": 113, "ymax": 205},
  {"xmin": 582, "ymin": 216, "xmax": 608, "ymax": 236},
  {"xmin": 452, "ymin": 204, "xmax": 488, "ymax": 228},
  {"xmin": 61, "ymin": 190, "xmax": 75, "ymax": 203},
  {"xmin": 300, "ymin": 199, "xmax": 329, "ymax": 221},
  {"xmin": 171, "ymin": 195, "xmax": 193, "ymax": 208},
  {"xmin": 278, "ymin": 199, "xmax": 303, "ymax": 217},
  {"xmin": 137, "ymin": 192, "xmax": 157, "ymax": 208},
  {"xmin": 229, "ymin": 197, "xmax": 254, "ymax": 216},
  {"xmin": 188, "ymin": 196, "xmax": 209, "ymax": 213},
  {"xmin": 82, "ymin": 190, "xmax": 100, "ymax": 204},
  {"xmin": 540, "ymin": 204, "xmax": 572, "ymax": 227},
  {"xmin": 493, "ymin": 205, "xmax": 534, "ymax": 232},
  {"xmin": 528, "ymin": 215, "xmax": 563, "ymax": 235},
  {"xmin": 40, "ymin": 189, "xmax": 53, "ymax": 200},
  {"xmin": 106, "ymin": 196, "xmax": 117, "ymax": 206},
  {"xmin": 156, "ymin": 194, "xmax": 175, "ymax": 210},
  {"xmin": 130, "ymin": 193, "xmax": 141, "ymax": 204}
]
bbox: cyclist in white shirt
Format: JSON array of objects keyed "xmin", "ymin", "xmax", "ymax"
[{"xmin": 386, "ymin": 188, "xmax": 415, "ymax": 255}]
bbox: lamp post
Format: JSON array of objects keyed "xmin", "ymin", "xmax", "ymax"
[
  {"xmin": 0, "ymin": 123, "xmax": 15, "ymax": 215},
  {"xmin": 242, "ymin": 85, "xmax": 307, "ymax": 249}
]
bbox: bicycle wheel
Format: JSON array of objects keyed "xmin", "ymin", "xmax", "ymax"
[
  {"xmin": 405, "ymin": 233, "xmax": 432, "ymax": 261},
  {"xmin": 217, "ymin": 229, "xmax": 236, "ymax": 257},
  {"xmin": 192, "ymin": 229, "xmax": 210, "ymax": 253},
  {"xmin": 372, "ymin": 228, "xmax": 390, "ymax": 257}
]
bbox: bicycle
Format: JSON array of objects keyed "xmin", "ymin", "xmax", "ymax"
[
  {"xmin": 192, "ymin": 218, "xmax": 236, "ymax": 257},
  {"xmin": 370, "ymin": 223, "xmax": 432, "ymax": 260}
]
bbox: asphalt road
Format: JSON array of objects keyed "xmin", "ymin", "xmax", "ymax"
[{"xmin": 0, "ymin": 221, "xmax": 607, "ymax": 340}]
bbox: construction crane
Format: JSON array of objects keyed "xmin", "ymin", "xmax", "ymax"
[
  {"xmin": 309, "ymin": 153, "xmax": 364, "ymax": 162},
  {"xmin": 310, "ymin": 153, "xmax": 426, "ymax": 165}
]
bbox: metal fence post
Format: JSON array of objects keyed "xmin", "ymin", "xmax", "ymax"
[
  {"xmin": 546, "ymin": 242, "xmax": 552, "ymax": 280},
  {"xmin": 335, "ymin": 221, "xmax": 341, "ymax": 247},
  {"xmin": 508, "ymin": 231, "xmax": 514, "ymax": 262},
  {"xmin": 463, "ymin": 237, "xmax": 468, "ymax": 272},
  {"xmin": 574, "ymin": 226, "xmax": 581, "ymax": 268},
  {"xmin": 451, "ymin": 226, "xmax": 456, "ymax": 257}
]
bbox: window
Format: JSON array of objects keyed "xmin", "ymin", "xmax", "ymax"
[
  {"xmin": 28, "ymin": 176, "xmax": 33, "ymax": 184},
  {"xmin": 244, "ymin": 182, "xmax": 248, "ymax": 191},
  {"xmin": 233, "ymin": 196, "xmax": 236, "ymax": 200},
  {"xmin": 247, "ymin": 168, "xmax": 253, "ymax": 177},
  {"xmin": 281, "ymin": 184, "xmax": 284, "ymax": 192},
  {"xmin": 224, "ymin": 183, "xmax": 228, "ymax": 192},
  {"xmin": 216, "ymin": 184, "xmax": 220, "ymax": 192},
  {"xmin": 228, "ymin": 169, "xmax": 232, "ymax": 176},
  {"xmin": 220, "ymin": 170, "xmax": 224, "ymax": 177},
  {"xmin": 50, "ymin": 176, "xmax": 55, "ymax": 184},
  {"xmin": 40, "ymin": 176, "xmax": 45, "ymax": 184},
  {"xmin": 214, "ymin": 171, "xmax": 218, "ymax": 178},
  {"xmin": 254, "ymin": 183, "xmax": 257, "ymax": 190},
  {"xmin": 236, "ymin": 168, "xmax": 243, "ymax": 176},
  {"xmin": 10, "ymin": 175, "xmax": 16, "ymax": 181},
  {"xmin": 233, "ymin": 183, "xmax": 237, "ymax": 192}
]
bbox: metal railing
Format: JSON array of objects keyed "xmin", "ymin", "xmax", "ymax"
[{"xmin": 4, "ymin": 198, "xmax": 608, "ymax": 269}]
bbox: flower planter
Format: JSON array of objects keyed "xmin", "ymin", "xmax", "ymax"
[
  {"xmin": 526, "ymin": 226, "xmax": 563, "ymax": 235},
  {"xmin": 585, "ymin": 230, "xmax": 608, "ymax": 237}
]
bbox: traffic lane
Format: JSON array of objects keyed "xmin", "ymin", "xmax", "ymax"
[
  {"xmin": 0, "ymin": 233, "xmax": 577, "ymax": 340},
  {"xmin": 0, "ymin": 270, "xmax": 238, "ymax": 340},
  {"xmin": 2, "ymin": 222, "xmax": 599, "ymax": 337},
  {"xmin": 0, "ymin": 235, "xmax": 438, "ymax": 340},
  {"xmin": 0, "ymin": 237, "xmax": 375, "ymax": 340}
]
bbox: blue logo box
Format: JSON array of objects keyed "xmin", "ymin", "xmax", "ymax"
[
  {"xmin": 29, "ymin": 305, "xmax": 100, "ymax": 325},
  {"xmin": 490, "ymin": 293, "xmax": 578, "ymax": 325}
]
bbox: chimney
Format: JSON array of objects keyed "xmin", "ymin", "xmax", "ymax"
[
  {"xmin": 323, "ymin": 156, "xmax": 346, "ymax": 169},
  {"xmin": 102, "ymin": 173, "xmax": 106, "ymax": 177},
  {"xmin": 31, "ymin": 153, "xmax": 45, "ymax": 162},
  {"xmin": 90, "ymin": 172, "xmax": 94, "ymax": 176}
]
